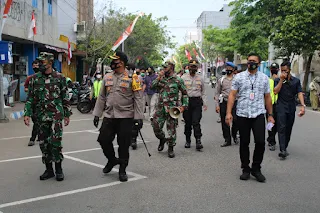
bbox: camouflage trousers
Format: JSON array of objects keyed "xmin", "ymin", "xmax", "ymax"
[
  {"xmin": 152, "ymin": 106, "xmax": 178, "ymax": 146},
  {"xmin": 38, "ymin": 120, "xmax": 64, "ymax": 163}
]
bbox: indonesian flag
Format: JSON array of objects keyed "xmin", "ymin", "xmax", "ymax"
[
  {"xmin": 28, "ymin": 11, "xmax": 36, "ymax": 38},
  {"xmin": 67, "ymin": 39, "xmax": 72, "ymax": 65},
  {"xmin": 1, "ymin": 0, "xmax": 13, "ymax": 34},
  {"xmin": 195, "ymin": 43, "xmax": 206, "ymax": 60},
  {"xmin": 216, "ymin": 56, "xmax": 224, "ymax": 67},
  {"xmin": 111, "ymin": 12, "xmax": 144, "ymax": 51},
  {"xmin": 192, "ymin": 48, "xmax": 201, "ymax": 62},
  {"xmin": 185, "ymin": 49, "xmax": 192, "ymax": 61}
]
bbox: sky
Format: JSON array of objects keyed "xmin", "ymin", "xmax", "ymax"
[{"xmin": 96, "ymin": 0, "xmax": 232, "ymax": 47}]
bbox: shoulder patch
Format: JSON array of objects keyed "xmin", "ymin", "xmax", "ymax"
[{"xmin": 132, "ymin": 74, "xmax": 142, "ymax": 91}]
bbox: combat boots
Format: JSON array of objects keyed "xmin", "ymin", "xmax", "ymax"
[
  {"xmin": 158, "ymin": 138, "xmax": 166, "ymax": 152},
  {"xmin": 103, "ymin": 158, "xmax": 119, "ymax": 174},
  {"xmin": 40, "ymin": 163, "xmax": 55, "ymax": 180},
  {"xmin": 196, "ymin": 139, "xmax": 203, "ymax": 151},
  {"xmin": 55, "ymin": 162, "xmax": 64, "ymax": 181},
  {"xmin": 131, "ymin": 138, "xmax": 137, "ymax": 150},
  {"xmin": 185, "ymin": 137, "xmax": 191, "ymax": 148},
  {"xmin": 168, "ymin": 146, "xmax": 175, "ymax": 158},
  {"xmin": 119, "ymin": 159, "xmax": 128, "ymax": 182}
]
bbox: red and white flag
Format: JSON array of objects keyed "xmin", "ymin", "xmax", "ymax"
[
  {"xmin": 185, "ymin": 49, "xmax": 192, "ymax": 61},
  {"xmin": 1, "ymin": 0, "xmax": 13, "ymax": 34},
  {"xmin": 111, "ymin": 12, "xmax": 144, "ymax": 51},
  {"xmin": 28, "ymin": 11, "xmax": 36, "ymax": 38},
  {"xmin": 67, "ymin": 40, "xmax": 72, "ymax": 65},
  {"xmin": 193, "ymin": 48, "xmax": 201, "ymax": 62}
]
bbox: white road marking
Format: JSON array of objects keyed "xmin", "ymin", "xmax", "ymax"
[
  {"xmin": 0, "ymin": 129, "xmax": 97, "ymax": 141},
  {"xmin": 70, "ymin": 118, "xmax": 92, "ymax": 122},
  {"xmin": 64, "ymin": 155, "xmax": 147, "ymax": 179},
  {"xmin": 0, "ymin": 176, "xmax": 146, "ymax": 209},
  {"xmin": 0, "ymin": 141, "xmax": 150, "ymax": 163}
]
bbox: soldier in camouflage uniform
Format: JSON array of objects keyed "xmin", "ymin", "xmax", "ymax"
[
  {"xmin": 151, "ymin": 62, "xmax": 189, "ymax": 158},
  {"xmin": 24, "ymin": 52, "xmax": 72, "ymax": 182}
]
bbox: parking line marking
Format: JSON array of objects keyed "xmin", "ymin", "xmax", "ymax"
[
  {"xmin": 0, "ymin": 130, "xmax": 97, "ymax": 141},
  {"xmin": 0, "ymin": 141, "xmax": 150, "ymax": 163},
  {"xmin": 64, "ymin": 155, "xmax": 147, "ymax": 179},
  {"xmin": 0, "ymin": 176, "xmax": 146, "ymax": 209}
]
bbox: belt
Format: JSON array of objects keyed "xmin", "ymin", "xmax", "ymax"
[{"xmin": 189, "ymin": 97, "xmax": 201, "ymax": 99}]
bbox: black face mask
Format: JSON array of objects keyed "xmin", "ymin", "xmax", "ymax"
[
  {"xmin": 271, "ymin": 70, "xmax": 278, "ymax": 75},
  {"xmin": 226, "ymin": 70, "xmax": 233, "ymax": 75},
  {"xmin": 165, "ymin": 70, "xmax": 171, "ymax": 77},
  {"xmin": 39, "ymin": 64, "xmax": 47, "ymax": 73},
  {"xmin": 136, "ymin": 72, "xmax": 140, "ymax": 75},
  {"xmin": 110, "ymin": 61, "xmax": 121, "ymax": 70},
  {"xmin": 248, "ymin": 62, "xmax": 258, "ymax": 71},
  {"xmin": 33, "ymin": 68, "xmax": 39, "ymax": 73}
]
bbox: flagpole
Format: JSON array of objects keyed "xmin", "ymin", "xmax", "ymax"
[
  {"xmin": 121, "ymin": 42, "xmax": 124, "ymax": 52},
  {"xmin": 33, "ymin": 35, "xmax": 35, "ymax": 60}
]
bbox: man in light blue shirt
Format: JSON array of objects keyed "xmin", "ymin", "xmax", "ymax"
[{"xmin": 226, "ymin": 53, "xmax": 274, "ymax": 183}]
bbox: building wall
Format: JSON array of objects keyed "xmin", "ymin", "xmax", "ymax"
[
  {"xmin": 57, "ymin": 0, "xmax": 77, "ymax": 43},
  {"xmin": 77, "ymin": 0, "xmax": 93, "ymax": 24}
]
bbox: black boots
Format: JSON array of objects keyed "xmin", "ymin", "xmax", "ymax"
[
  {"xmin": 221, "ymin": 140, "xmax": 231, "ymax": 147},
  {"xmin": 196, "ymin": 139, "xmax": 203, "ymax": 151},
  {"xmin": 119, "ymin": 159, "xmax": 128, "ymax": 182},
  {"xmin": 168, "ymin": 146, "xmax": 175, "ymax": 158},
  {"xmin": 158, "ymin": 138, "xmax": 166, "ymax": 151},
  {"xmin": 40, "ymin": 163, "xmax": 55, "ymax": 180},
  {"xmin": 185, "ymin": 137, "xmax": 191, "ymax": 148},
  {"xmin": 103, "ymin": 158, "xmax": 119, "ymax": 174},
  {"xmin": 131, "ymin": 138, "xmax": 137, "ymax": 150},
  {"xmin": 55, "ymin": 162, "xmax": 64, "ymax": 181}
]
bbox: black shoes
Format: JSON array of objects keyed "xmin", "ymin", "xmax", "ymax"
[
  {"xmin": 185, "ymin": 137, "xmax": 191, "ymax": 148},
  {"xmin": 269, "ymin": 145, "xmax": 276, "ymax": 151},
  {"xmin": 103, "ymin": 158, "xmax": 119, "ymax": 174},
  {"xmin": 55, "ymin": 162, "xmax": 64, "ymax": 181},
  {"xmin": 28, "ymin": 140, "xmax": 35, "ymax": 146},
  {"xmin": 279, "ymin": 150, "xmax": 289, "ymax": 159},
  {"xmin": 221, "ymin": 141, "xmax": 231, "ymax": 147},
  {"xmin": 131, "ymin": 138, "xmax": 137, "ymax": 150},
  {"xmin": 40, "ymin": 163, "xmax": 55, "ymax": 180},
  {"xmin": 233, "ymin": 137, "xmax": 239, "ymax": 145},
  {"xmin": 168, "ymin": 146, "xmax": 175, "ymax": 158},
  {"xmin": 158, "ymin": 138, "xmax": 166, "ymax": 152},
  {"xmin": 119, "ymin": 159, "xmax": 128, "ymax": 182},
  {"xmin": 240, "ymin": 171, "xmax": 250, "ymax": 180},
  {"xmin": 196, "ymin": 139, "xmax": 203, "ymax": 151},
  {"xmin": 251, "ymin": 170, "xmax": 266, "ymax": 182}
]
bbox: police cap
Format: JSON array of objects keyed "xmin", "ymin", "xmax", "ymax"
[
  {"xmin": 189, "ymin": 59, "xmax": 199, "ymax": 67},
  {"xmin": 109, "ymin": 51, "xmax": 128, "ymax": 64}
]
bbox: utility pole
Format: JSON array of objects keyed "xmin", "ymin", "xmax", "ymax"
[{"xmin": 0, "ymin": 32, "xmax": 8, "ymax": 123}]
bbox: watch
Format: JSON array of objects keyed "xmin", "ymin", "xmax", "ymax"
[
  {"xmin": 268, "ymin": 113, "xmax": 273, "ymax": 117},
  {"xmin": 302, "ymin": 104, "xmax": 306, "ymax": 107}
]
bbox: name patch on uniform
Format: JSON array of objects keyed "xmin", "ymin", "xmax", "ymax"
[
  {"xmin": 45, "ymin": 79, "xmax": 50, "ymax": 84},
  {"xmin": 106, "ymin": 77, "xmax": 113, "ymax": 86}
]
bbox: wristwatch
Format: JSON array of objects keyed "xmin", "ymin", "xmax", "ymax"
[
  {"xmin": 268, "ymin": 113, "xmax": 273, "ymax": 117},
  {"xmin": 302, "ymin": 104, "xmax": 306, "ymax": 108}
]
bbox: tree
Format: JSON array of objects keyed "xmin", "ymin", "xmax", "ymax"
[
  {"xmin": 230, "ymin": 0, "xmax": 320, "ymax": 91},
  {"xmin": 203, "ymin": 27, "xmax": 236, "ymax": 61}
]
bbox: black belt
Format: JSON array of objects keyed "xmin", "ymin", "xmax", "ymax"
[{"xmin": 189, "ymin": 97, "xmax": 201, "ymax": 99}]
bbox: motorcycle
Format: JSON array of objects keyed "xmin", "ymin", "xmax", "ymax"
[
  {"xmin": 210, "ymin": 74, "xmax": 217, "ymax": 88},
  {"xmin": 67, "ymin": 81, "xmax": 80, "ymax": 105},
  {"xmin": 77, "ymin": 85, "xmax": 92, "ymax": 114}
]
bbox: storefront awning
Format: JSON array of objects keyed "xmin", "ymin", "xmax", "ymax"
[{"xmin": 44, "ymin": 45, "xmax": 68, "ymax": 54}]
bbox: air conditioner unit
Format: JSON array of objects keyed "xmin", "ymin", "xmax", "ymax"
[{"xmin": 74, "ymin": 21, "xmax": 86, "ymax": 33}]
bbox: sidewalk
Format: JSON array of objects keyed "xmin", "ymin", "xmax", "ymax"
[{"xmin": 3, "ymin": 102, "xmax": 25, "ymax": 121}]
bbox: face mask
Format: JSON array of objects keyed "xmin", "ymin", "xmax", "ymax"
[
  {"xmin": 140, "ymin": 73, "xmax": 145, "ymax": 77},
  {"xmin": 185, "ymin": 69, "xmax": 189, "ymax": 73},
  {"xmin": 248, "ymin": 62, "xmax": 258, "ymax": 71},
  {"xmin": 110, "ymin": 61, "xmax": 121, "ymax": 70},
  {"xmin": 165, "ymin": 70, "xmax": 171, "ymax": 77},
  {"xmin": 136, "ymin": 72, "xmax": 140, "ymax": 75},
  {"xmin": 226, "ymin": 70, "xmax": 233, "ymax": 75},
  {"xmin": 39, "ymin": 64, "xmax": 47, "ymax": 73},
  {"xmin": 221, "ymin": 70, "xmax": 226, "ymax": 75},
  {"xmin": 96, "ymin": 74, "xmax": 102, "ymax": 79},
  {"xmin": 33, "ymin": 67, "xmax": 39, "ymax": 73},
  {"xmin": 271, "ymin": 70, "xmax": 278, "ymax": 75}
]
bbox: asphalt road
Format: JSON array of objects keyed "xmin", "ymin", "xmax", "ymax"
[{"xmin": 0, "ymin": 86, "xmax": 320, "ymax": 213}]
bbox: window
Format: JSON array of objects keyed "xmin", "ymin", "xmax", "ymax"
[
  {"xmin": 48, "ymin": 0, "xmax": 52, "ymax": 16},
  {"xmin": 32, "ymin": 0, "xmax": 38, "ymax": 8}
]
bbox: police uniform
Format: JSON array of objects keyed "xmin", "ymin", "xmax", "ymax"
[
  {"xmin": 93, "ymin": 51, "xmax": 144, "ymax": 182},
  {"xmin": 181, "ymin": 59, "xmax": 207, "ymax": 150}
]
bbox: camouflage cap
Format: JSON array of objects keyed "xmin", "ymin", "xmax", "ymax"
[
  {"xmin": 38, "ymin": 52, "xmax": 54, "ymax": 61},
  {"xmin": 162, "ymin": 61, "xmax": 175, "ymax": 68}
]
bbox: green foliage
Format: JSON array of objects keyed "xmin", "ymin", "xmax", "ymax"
[{"xmin": 203, "ymin": 27, "xmax": 236, "ymax": 61}]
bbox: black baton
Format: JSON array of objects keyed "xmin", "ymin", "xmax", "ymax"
[{"xmin": 138, "ymin": 130, "xmax": 151, "ymax": 157}]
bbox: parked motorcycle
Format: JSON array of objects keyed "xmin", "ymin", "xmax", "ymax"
[
  {"xmin": 77, "ymin": 86, "xmax": 92, "ymax": 114},
  {"xmin": 210, "ymin": 74, "xmax": 217, "ymax": 88}
]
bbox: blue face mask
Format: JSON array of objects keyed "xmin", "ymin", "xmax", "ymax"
[{"xmin": 140, "ymin": 73, "xmax": 145, "ymax": 77}]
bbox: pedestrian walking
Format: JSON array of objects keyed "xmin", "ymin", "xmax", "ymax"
[
  {"xmin": 274, "ymin": 61, "xmax": 306, "ymax": 160},
  {"xmin": 266, "ymin": 63, "xmax": 279, "ymax": 151},
  {"xmin": 24, "ymin": 59, "xmax": 40, "ymax": 146},
  {"xmin": 181, "ymin": 59, "xmax": 207, "ymax": 150},
  {"xmin": 93, "ymin": 51, "xmax": 144, "ymax": 182},
  {"xmin": 215, "ymin": 62, "xmax": 238, "ymax": 147},
  {"xmin": 309, "ymin": 76, "xmax": 320, "ymax": 111},
  {"xmin": 226, "ymin": 53, "xmax": 274, "ymax": 182},
  {"xmin": 24, "ymin": 52, "xmax": 72, "ymax": 182},
  {"xmin": 144, "ymin": 66, "xmax": 159, "ymax": 121},
  {"xmin": 151, "ymin": 61, "xmax": 188, "ymax": 158}
]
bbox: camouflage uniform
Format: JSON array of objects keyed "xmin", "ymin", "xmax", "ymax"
[
  {"xmin": 151, "ymin": 75, "xmax": 189, "ymax": 146},
  {"xmin": 24, "ymin": 67, "xmax": 72, "ymax": 164}
]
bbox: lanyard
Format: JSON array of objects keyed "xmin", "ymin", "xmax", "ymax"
[{"xmin": 248, "ymin": 73, "xmax": 257, "ymax": 90}]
